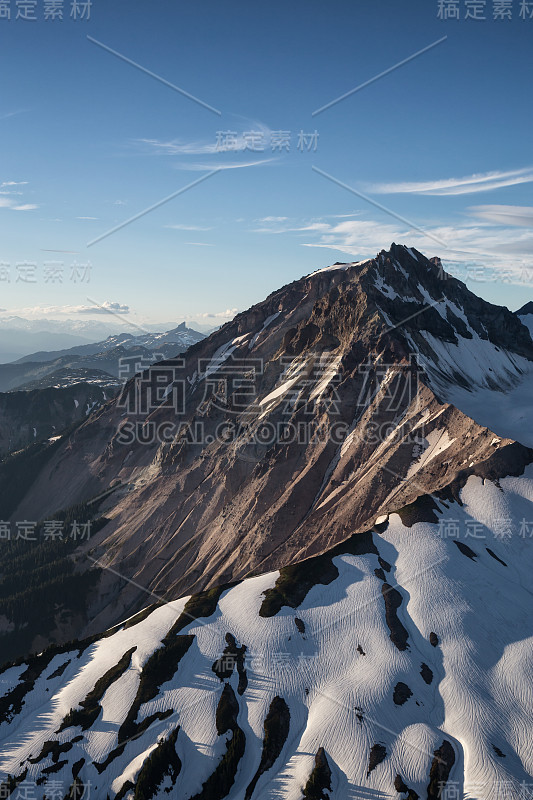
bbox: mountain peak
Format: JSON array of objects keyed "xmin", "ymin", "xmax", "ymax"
[
  {"xmin": 517, "ymin": 300, "xmax": 533, "ymax": 316},
  {"xmin": 375, "ymin": 242, "xmax": 444, "ymax": 278}
]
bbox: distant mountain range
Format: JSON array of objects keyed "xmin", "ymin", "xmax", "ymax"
[
  {"xmin": 0, "ymin": 318, "xmax": 213, "ymax": 362},
  {"xmin": 0, "ymin": 323, "xmax": 205, "ymax": 455},
  {"xmin": 0, "ymin": 330, "xmax": 94, "ymax": 364},
  {"xmin": 0, "ymin": 323, "xmax": 205, "ymax": 393}
]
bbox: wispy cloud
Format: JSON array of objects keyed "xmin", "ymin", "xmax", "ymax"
[
  {"xmin": 136, "ymin": 123, "xmax": 278, "ymax": 172},
  {"xmin": 294, "ymin": 222, "xmax": 331, "ymax": 232},
  {"xmin": 4, "ymin": 302, "xmax": 130, "ymax": 317},
  {"xmin": 252, "ymin": 213, "xmax": 533, "ymax": 281},
  {"xmin": 137, "ymin": 123, "xmax": 273, "ymax": 157},
  {"xmin": 0, "ymin": 110, "xmax": 27, "ymax": 121},
  {"xmin": 185, "ymin": 241, "xmax": 214, "ymax": 246},
  {"xmin": 366, "ymin": 167, "xmax": 533, "ymax": 196},
  {"xmin": 251, "ymin": 225, "xmax": 291, "ymax": 234},
  {"xmin": 1, "ymin": 181, "xmax": 28, "ymax": 188},
  {"xmin": 252, "ymin": 219, "xmax": 333, "ymax": 234},
  {"xmin": 165, "ymin": 223, "xmax": 213, "ymax": 231},
  {"xmin": 193, "ymin": 308, "xmax": 238, "ymax": 319},
  {"xmin": 301, "ymin": 219, "xmax": 401, "ymax": 253},
  {"xmin": 77, "ymin": 301, "xmax": 129, "ymax": 315},
  {"xmin": 468, "ymin": 205, "xmax": 533, "ymax": 227},
  {"xmin": 76, "ymin": 216, "xmax": 99, "ymax": 220},
  {"xmin": 174, "ymin": 158, "xmax": 275, "ymax": 172},
  {"xmin": 298, "ymin": 216, "xmax": 533, "ymax": 278},
  {"xmin": 0, "ymin": 182, "xmax": 37, "ymax": 210},
  {"xmin": 0, "ymin": 198, "xmax": 37, "ymax": 211},
  {"xmin": 138, "ymin": 137, "xmax": 220, "ymax": 156}
]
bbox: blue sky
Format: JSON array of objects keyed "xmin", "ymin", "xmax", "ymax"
[{"xmin": 1, "ymin": 0, "xmax": 532, "ymax": 331}]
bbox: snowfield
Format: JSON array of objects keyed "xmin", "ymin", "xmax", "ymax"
[
  {"xmin": 443, "ymin": 372, "xmax": 533, "ymax": 448},
  {"xmin": 1, "ymin": 470, "xmax": 532, "ymax": 799},
  {"xmin": 402, "ymin": 315, "xmax": 533, "ymax": 446}
]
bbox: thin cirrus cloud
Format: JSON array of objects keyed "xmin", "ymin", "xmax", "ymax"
[
  {"xmin": 0, "ymin": 181, "xmax": 28, "ymax": 189},
  {"xmin": 0, "ymin": 182, "xmax": 37, "ymax": 210},
  {"xmin": 173, "ymin": 158, "xmax": 276, "ymax": 172},
  {"xmin": 5, "ymin": 302, "xmax": 130, "ymax": 317},
  {"xmin": 137, "ymin": 123, "xmax": 274, "ymax": 157},
  {"xmin": 165, "ymin": 223, "xmax": 213, "ymax": 231},
  {"xmin": 251, "ymin": 219, "xmax": 332, "ymax": 234},
  {"xmin": 0, "ymin": 197, "xmax": 38, "ymax": 211},
  {"xmin": 468, "ymin": 205, "xmax": 533, "ymax": 227},
  {"xmin": 0, "ymin": 110, "xmax": 27, "ymax": 120},
  {"xmin": 298, "ymin": 216, "xmax": 533, "ymax": 278},
  {"xmin": 366, "ymin": 167, "xmax": 533, "ymax": 196},
  {"xmin": 136, "ymin": 125, "xmax": 278, "ymax": 171},
  {"xmin": 138, "ymin": 137, "xmax": 221, "ymax": 156}
]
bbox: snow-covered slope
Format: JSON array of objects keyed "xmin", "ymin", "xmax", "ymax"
[
  {"xmin": 441, "ymin": 372, "xmax": 533, "ymax": 448},
  {"xmin": 1, "ymin": 468, "xmax": 532, "ymax": 799},
  {"xmin": 407, "ymin": 304, "xmax": 533, "ymax": 447}
]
